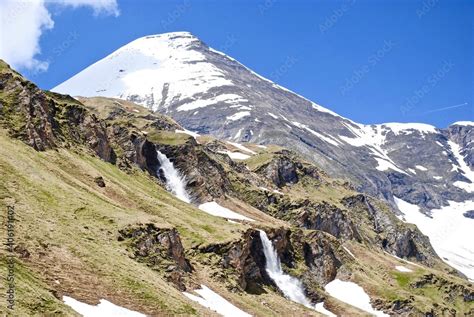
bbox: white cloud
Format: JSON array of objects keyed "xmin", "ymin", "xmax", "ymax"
[
  {"xmin": 47, "ymin": 0, "xmax": 120, "ymax": 17},
  {"xmin": 0, "ymin": 0, "xmax": 119, "ymax": 72}
]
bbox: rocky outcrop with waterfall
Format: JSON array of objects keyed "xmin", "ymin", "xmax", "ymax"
[{"xmin": 1, "ymin": 60, "xmax": 473, "ymax": 316}]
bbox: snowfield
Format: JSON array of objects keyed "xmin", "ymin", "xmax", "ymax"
[
  {"xmin": 395, "ymin": 197, "xmax": 474, "ymax": 281},
  {"xmin": 183, "ymin": 285, "xmax": 252, "ymax": 317},
  {"xmin": 324, "ymin": 279, "xmax": 389, "ymax": 317},
  {"xmin": 198, "ymin": 201, "xmax": 254, "ymax": 221},
  {"xmin": 63, "ymin": 296, "xmax": 146, "ymax": 317}
]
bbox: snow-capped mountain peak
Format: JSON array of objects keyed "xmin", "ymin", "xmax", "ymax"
[
  {"xmin": 54, "ymin": 31, "xmax": 241, "ymax": 111},
  {"xmin": 53, "ymin": 32, "xmax": 473, "ymax": 217},
  {"xmin": 53, "ymin": 31, "xmax": 341, "ymax": 120}
]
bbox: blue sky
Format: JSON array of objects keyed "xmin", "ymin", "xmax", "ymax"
[{"xmin": 16, "ymin": 0, "xmax": 474, "ymax": 127}]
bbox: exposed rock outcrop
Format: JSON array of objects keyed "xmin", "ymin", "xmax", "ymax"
[
  {"xmin": 118, "ymin": 224, "xmax": 192, "ymax": 290},
  {"xmin": 0, "ymin": 63, "xmax": 116, "ymax": 162},
  {"xmin": 342, "ymin": 194, "xmax": 437, "ymax": 263},
  {"xmin": 199, "ymin": 229, "xmax": 272, "ymax": 294}
]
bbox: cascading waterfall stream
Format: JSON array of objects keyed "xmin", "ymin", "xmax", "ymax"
[
  {"xmin": 156, "ymin": 150, "xmax": 191, "ymax": 203},
  {"xmin": 258, "ymin": 230, "xmax": 336, "ymax": 316},
  {"xmin": 258, "ymin": 230, "xmax": 313, "ymax": 307}
]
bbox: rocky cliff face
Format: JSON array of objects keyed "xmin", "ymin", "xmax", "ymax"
[
  {"xmin": 118, "ymin": 224, "xmax": 192, "ymax": 290},
  {"xmin": 0, "ymin": 61, "xmax": 115, "ymax": 161}
]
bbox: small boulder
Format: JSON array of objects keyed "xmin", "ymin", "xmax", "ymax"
[{"xmin": 94, "ymin": 176, "xmax": 106, "ymax": 187}]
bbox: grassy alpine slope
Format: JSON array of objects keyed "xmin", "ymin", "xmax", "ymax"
[{"xmin": 0, "ymin": 60, "xmax": 473, "ymax": 316}]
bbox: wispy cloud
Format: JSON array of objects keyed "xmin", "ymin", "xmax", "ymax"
[
  {"xmin": 421, "ymin": 102, "xmax": 469, "ymax": 114},
  {"xmin": 0, "ymin": 0, "xmax": 119, "ymax": 72}
]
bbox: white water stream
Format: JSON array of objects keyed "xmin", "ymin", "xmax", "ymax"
[
  {"xmin": 156, "ymin": 150, "xmax": 191, "ymax": 203},
  {"xmin": 259, "ymin": 230, "xmax": 336, "ymax": 316}
]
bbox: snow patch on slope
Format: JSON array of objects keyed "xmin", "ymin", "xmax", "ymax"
[
  {"xmin": 227, "ymin": 142, "xmax": 256, "ymax": 154},
  {"xmin": 175, "ymin": 129, "xmax": 200, "ymax": 139},
  {"xmin": 315, "ymin": 302, "xmax": 337, "ymax": 317},
  {"xmin": 227, "ymin": 111, "xmax": 251, "ymax": 121},
  {"xmin": 382, "ymin": 123, "xmax": 437, "ymax": 136},
  {"xmin": 198, "ymin": 201, "xmax": 254, "ymax": 221},
  {"xmin": 395, "ymin": 266, "xmax": 413, "ymax": 273},
  {"xmin": 183, "ymin": 285, "xmax": 251, "ymax": 317},
  {"xmin": 218, "ymin": 151, "xmax": 251, "ymax": 160},
  {"xmin": 415, "ymin": 165, "xmax": 428, "ymax": 171},
  {"xmin": 324, "ymin": 279, "xmax": 388, "ymax": 316},
  {"xmin": 63, "ymin": 296, "xmax": 146, "ymax": 317},
  {"xmin": 177, "ymin": 94, "xmax": 248, "ymax": 112},
  {"xmin": 339, "ymin": 123, "xmax": 407, "ymax": 174},
  {"xmin": 395, "ymin": 197, "xmax": 474, "ymax": 281}
]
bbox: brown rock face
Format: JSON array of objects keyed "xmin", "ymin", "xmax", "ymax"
[
  {"xmin": 301, "ymin": 231, "xmax": 342, "ymax": 285},
  {"xmin": 220, "ymin": 229, "xmax": 272, "ymax": 294},
  {"xmin": 342, "ymin": 194, "xmax": 437, "ymax": 263},
  {"xmin": 118, "ymin": 224, "xmax": 192, "ymax": 290},
  {"xmin": 296, "ymin": 201, "xmax": 361, "ymax": 241},
  {"xmin": 108, "ymin": 125, "xmax": 160, "ymax": 175},
  {"xmin": 0, "ymin": 65, "xmax": 116, "ymax": 161},
  {"xmin": 256, "ymin": 154, "xmax": 299, "ymax": 187}
]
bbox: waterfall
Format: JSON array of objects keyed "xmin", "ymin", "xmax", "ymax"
[
  {"xmin": 156, "ymin": 151, "xmax": 191, "ymax": 203},
  {"xmin": 258, "ymin": 230, "xmax": 313, "ymax": 308}
]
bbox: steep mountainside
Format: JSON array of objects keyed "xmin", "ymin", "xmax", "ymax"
[
  {"xmin": 1, "ymin": 60, "xmax": 473, "ymax": 316},
  {"xmin": 53, "ymin": 32, "xmax": 473, "ymax": 216}
]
